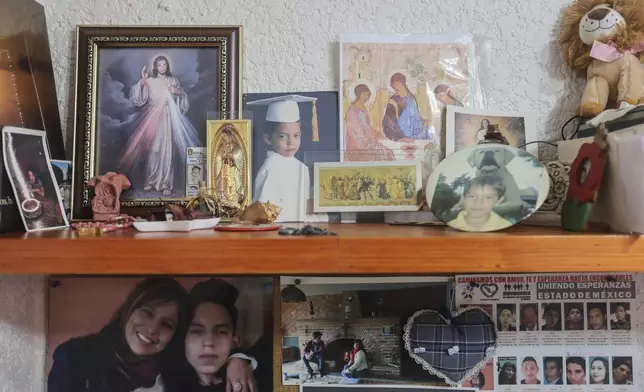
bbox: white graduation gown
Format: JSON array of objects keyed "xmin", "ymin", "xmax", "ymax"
[{"xmin": 253, "ymin": 151, "xmax": 327, "ymax": 223}]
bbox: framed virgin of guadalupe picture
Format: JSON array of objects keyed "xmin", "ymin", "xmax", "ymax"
[{"xmin": 71, "ymin": 25, "xmax": 242, "ymax": 219}]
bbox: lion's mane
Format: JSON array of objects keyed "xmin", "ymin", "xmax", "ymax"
[{"xmin": 560, "ymin": 0, "xmax": 644, "ymax": 75}]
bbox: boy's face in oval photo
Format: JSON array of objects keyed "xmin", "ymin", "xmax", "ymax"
[
  {"xmin": 266, "ymin": 122, "xmax": 301, "ymax": 157},
  {"xmin": 463, "ymin": 184, "xmax": 503, "ymax": 218}
]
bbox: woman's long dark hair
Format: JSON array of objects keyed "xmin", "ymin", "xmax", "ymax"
[
  {"xmin": 499, "ymin": 362, "xmax": 517, "ymax": 384},
  {"xmin": 590, "ymin": 357, "xmax": 610, "ymax": 384},
  {"xmin": 99, "ymin": 277, "xmax": 188, "ymax": 361},
  {"xmin": 354, "ymin": 339, "xmax": 365, "ymax": 352},
  {"xmin": 152, "ymin": 55, "xmax": 173, "ymax": 77}
]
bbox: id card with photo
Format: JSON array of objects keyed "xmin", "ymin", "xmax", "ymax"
[{"xmin": 186, "ymin": 147, "xmax": 206, "ymax": 197}]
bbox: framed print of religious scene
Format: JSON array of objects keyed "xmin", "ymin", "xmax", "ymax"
[
  {"xmin": 206, "ymin": 119, "xmax": 252, "ymax": 211},
  {"xmin": 71, "ymin": 25, "xmax": 242, "ymax": 219},
  {"xmin": 339, "ymin": 34, "xmax": 477, "ymax": 186},
  {"xmin": 313, "ymin": 160, "xmax": 422, "ymax": 213}
]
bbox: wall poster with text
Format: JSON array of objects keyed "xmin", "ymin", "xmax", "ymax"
[{"xmin": 456, "ymin": 273, "xmax": 636, "ymax": 391}]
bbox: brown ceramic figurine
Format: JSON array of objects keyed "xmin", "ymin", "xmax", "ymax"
[{"xmin": 87, "ymin": 172, "xmax": 131, "ymax": 221}]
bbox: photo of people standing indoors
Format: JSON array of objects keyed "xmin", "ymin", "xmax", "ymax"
[{"xmin": 46, "ymin": 277, "xmax": 274, "ymax": 392}]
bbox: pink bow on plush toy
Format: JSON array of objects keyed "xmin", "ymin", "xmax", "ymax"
[{"xmin": 590, "ymin": 40, "xmax": 644, "ymax": 62}]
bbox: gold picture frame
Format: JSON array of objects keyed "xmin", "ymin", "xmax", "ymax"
[
  {"xmin": 206, "ymin": 119, "xmax": 252, "ymax": 210},
  {"xmin": 314, "ymin": 160, "xmax": 422, "ymax": 213},
  {"xmin": 71, "ymin": 25, "xmax": 243, "ymax": 219}
]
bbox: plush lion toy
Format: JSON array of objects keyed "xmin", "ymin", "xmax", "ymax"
[{"xmin": 560, "ymin": 0, "xmax": 644, "ymax": 117}]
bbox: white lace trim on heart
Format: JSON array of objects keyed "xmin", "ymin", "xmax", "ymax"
[{"xmin": 402, "ymin": 306, "xmax": 498, "ymax": 387}]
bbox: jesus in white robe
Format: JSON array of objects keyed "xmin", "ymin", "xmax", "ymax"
[{"xmin": 119, "ymin": 55, "xmax": 201, "ymax": 196}]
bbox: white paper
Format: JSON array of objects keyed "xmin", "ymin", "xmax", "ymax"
[{"xmin": 456, "ymin": 273, "xmax": 637, "ymax": 390}]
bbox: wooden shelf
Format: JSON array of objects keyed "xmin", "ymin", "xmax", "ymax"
[{"xmin": 0, "ymin": 224, "xmax": 641, "ymax": 275}]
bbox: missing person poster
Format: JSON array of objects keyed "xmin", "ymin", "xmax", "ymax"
[{"xmin": 455, "ymin": 273, "xmax": 636, "ymax": 391}]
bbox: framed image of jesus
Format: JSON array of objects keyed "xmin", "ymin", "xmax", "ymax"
[{"xmin": 70, "ymin": 25, "xmax": 242, "ymax": 219}]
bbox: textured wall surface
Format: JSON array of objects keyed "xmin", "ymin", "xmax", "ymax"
[
  {"xmin": 41, "ymin": 0, "xmax": 584, "ymax": 159},
  {"xmin": 0, "ymin": 276, "xmax": 46, "ymax": 392},
  {"xmin": 0, "ymin": 0, "xmax": 596, "ymax": 391}
]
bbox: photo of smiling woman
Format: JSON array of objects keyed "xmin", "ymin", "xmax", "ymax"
[{"xmin": 46, "ymin": 277, "xmax": 273, "ymax": 392}]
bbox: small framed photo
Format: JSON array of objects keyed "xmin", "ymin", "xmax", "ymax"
[
  {"xmin": 71, "ymin": 25, "xmax": 242, "ymax": 219},
  {"xmin": 206, "ymin": 119, "xmax": 252, "ymax": 209},
  {"xmin": 51, "ymin": 160, "xmax": 73, "ymax": 217},
  {"xmin": 313, "ymin": 160, "xmax": 422, "ymax": 213},
  {"xmin": 2, "ymin": 127, "xmax": 69, "ymax": 231},
  {"xmin": 446, "ymin": 106, "xmax": 538, "ymax": 157}
]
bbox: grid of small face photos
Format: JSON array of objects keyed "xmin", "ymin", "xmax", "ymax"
[
  {"xmin": 497, "ymin": 356, "xmax": 633, "ymax": 386},
  {"xmin": 491, "ymin": 301, "xmax": 634, "ymax": 386},
  {"xmin": 493, "ymin": 301, "xmax": 631, "ymax": 332}
]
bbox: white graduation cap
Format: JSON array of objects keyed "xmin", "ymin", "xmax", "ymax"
[{"xmin": 246, "ymin": 94, "xmax": 320, "ymax": 142}]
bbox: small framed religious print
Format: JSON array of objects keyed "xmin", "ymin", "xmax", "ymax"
[
  {"xmin": 206, "ymin": 119, "xmax": 252, "ymax": 211},
  {"xmin": 426, "ymin": 144, "xmax": 549, "ymax": 232},
  {"xmin": 71, "ymin": 25, "xmax": 242, "ymax": 219},
  {"xmin": 313, "ymin": 160, "xmax": 422, "ymax": 213}
]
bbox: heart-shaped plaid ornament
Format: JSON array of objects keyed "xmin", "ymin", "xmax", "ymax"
[{"xmin": 403, "ymin": 307, "xmax": 497, "ymax": 386}]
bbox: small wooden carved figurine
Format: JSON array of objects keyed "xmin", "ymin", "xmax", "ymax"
[{"xmin": 87, "ymin": 172, "xmax": 131, "ymax": 221}]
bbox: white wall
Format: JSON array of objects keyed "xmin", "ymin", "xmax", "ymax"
[{"xmin": 0, "ymin": 0, "xmax": 592, "ymax": 391}]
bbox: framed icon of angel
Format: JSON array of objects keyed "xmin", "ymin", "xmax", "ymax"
[{"xmin": 71, "ymin": 26, "xmax": 242, "ymax": 219}]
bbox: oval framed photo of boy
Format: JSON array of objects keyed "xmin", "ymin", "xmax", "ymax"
[{"xmin": 425, "ymin": 144, "xmax": 550, "ymax": 232}]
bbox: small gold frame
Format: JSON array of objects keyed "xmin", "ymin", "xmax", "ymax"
[{"xmin": 206, "ymin": 119, "xmax": 252, "ymax": 210}]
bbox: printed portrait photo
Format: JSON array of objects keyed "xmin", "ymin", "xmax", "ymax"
[
  {"xmin": 564, "ymin": 303, "xmax": 585, "ymax": 331},
  {"xmin": 496, "ymin": 303, "xmax": 516, "ymax": 332},
  {"xmin": 279, "ymin": 276, "xmax": 452, "ymax": 386},
  {"xmin": 589, "ymin": 357, "xmax": 610, "ymax": 384},
  {"xmin": 2, "ymin": 127, "xmax": 68, "ymax": 231},
  {"xmin": 426, "ymin": 144, "xmax": 549, "ymax": 232},
  {"xmin": 446, "ymin": 107, "xmax": 537, "ymax": 156},
  {"xmin": 520, "ymin": 356, "xmax": 541, "ymax": 384},
  {"xmin": 610, "ymin": 302, "xmax": 631, "ymax": 330},
  {"xmin": 244, "ymin": 92, "xmax": 339, "ymax": 223},
  {"xmin": 46, "ymin": 277, "xmax": 274, "ymax": 392},
  {"xmin": 587, "ymin": 302, "xmax": 607, "ymax": 330},
  {"xmin": 519, "ymin": 303, "xmax": 538, "ymax": 331},
  {"xmin": 461, "ymin": 360, "xmax": 494, "ymax": 390},
  {"xmin": 340, "ymin": 35, "xmax": 472, "ymax": 184},
  {"xmin": 94, "ymin": 47, "xmax": 220, "ymax": 200},
  {"xmin": 566, "ymin": 356, "xmax": 587, "ymax": 385},
  {"xmin": 611, "ymin": 356, "xmax": 633, "ymax": 385},
  {"xmin": 51, "ymin": 160, "xmax": 73, "ymax": 216},
  {"xmin": 540, "ymin": 303, "xmax": 562, "ymax": 331},
  {"xmin": 187, "ymin": 164, "xmax": 203, "ymax": 185},
  {"xmin": 497, "ymin": 357, "xmax": 517, "ymax": 385},
  {"xmin": 542, "ymin": 357, "xmax": 564, "ymax": 385}
]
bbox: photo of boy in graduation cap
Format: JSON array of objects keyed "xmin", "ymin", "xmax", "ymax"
[{"xmin": 244, "ymin": 92, "xmax": 339, "ymax": 222}]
